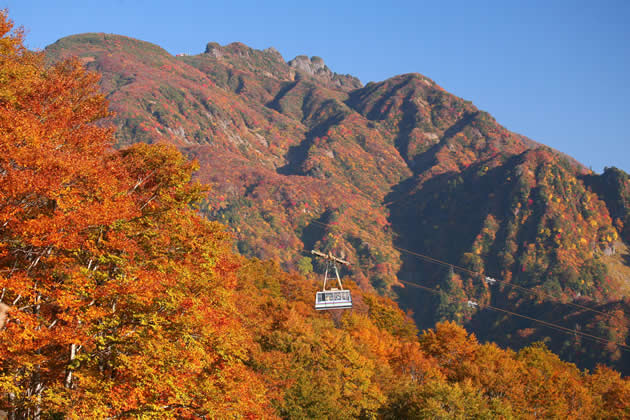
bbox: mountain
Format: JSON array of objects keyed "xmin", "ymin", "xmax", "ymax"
[{"xmin": 44, "ymin": 33, "xmax": 630, "ymax": 373}]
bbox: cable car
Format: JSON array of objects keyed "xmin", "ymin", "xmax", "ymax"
[{"xmin": 311, "ymin": 250, "xmax": 352, "ymax": 310}]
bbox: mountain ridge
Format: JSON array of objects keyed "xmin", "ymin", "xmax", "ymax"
[{"xmin": 44, "ymin": 32, "xmax": 630, "ymax": 373}]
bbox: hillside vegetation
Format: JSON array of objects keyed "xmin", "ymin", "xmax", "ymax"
[{"xmin": 42, "ymin": 30, "xmax": 630, "ymax": 374}]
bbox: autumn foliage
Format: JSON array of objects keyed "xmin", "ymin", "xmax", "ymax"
[
  {"xmin": 0, "ymin": 12, "xmax": 267, "ymax": 417},
  {"xmin": 1, "ymin": 10, "xmax": 630, "ymax": 418}
]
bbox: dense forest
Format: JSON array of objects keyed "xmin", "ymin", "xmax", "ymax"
[{"xmin": 1, "ymin": 11, "xmax": 630, "ymax": 418}]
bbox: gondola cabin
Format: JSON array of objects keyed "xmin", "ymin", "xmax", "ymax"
[
  {"xmin": 311, "ymin": 250, "xmax": 352, "ymax": 311},
  {"xmin": 315, "ymin": 289, "xmax": 352, "ymax": 310}
]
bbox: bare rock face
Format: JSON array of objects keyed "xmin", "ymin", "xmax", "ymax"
[
  {"xmin": 263, "ymin": 46, "xmax": 284, "ymax": 61},
  {"xmin": 202, "ymin": 42, "xmax": 361, "ymax": 90},
  {"xmin": 288, "ymin": 55, "xmax": 325, "ymax": 75},
  {"xmin": 288, "ymin": 55, "xmax": 362, "ymax": 91},
  {"xmin": 204, "ymin": 42, "xmax": 224, "ymax": 58}
]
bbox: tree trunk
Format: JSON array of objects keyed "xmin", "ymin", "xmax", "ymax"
[
  {"xmin": 0, "ymin": 302, "xmax": 9, "ymax": 329},
  {"xmin": 64, "ymin": 343, "xmax": 77, "ymax": 389}
]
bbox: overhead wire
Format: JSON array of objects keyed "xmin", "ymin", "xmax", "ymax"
[
  {"xmin": 397, "ymin": 279, "xmax": 630, "ymax": 352},
  {"xmin": 309, "ymin": 218, "xmax": 614, "ymax": 320},
  {"xmin": 391, "ymin": 244, "xmax": 613, "ymax": 319},
  {"xmin": 307, "ymin": 217, "xmax": 630, "ymax": 352}
]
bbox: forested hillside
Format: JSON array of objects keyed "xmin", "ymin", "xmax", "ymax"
[{"xmin": 42, "ymin": 31, "xmax": 630, "ymax": 374}]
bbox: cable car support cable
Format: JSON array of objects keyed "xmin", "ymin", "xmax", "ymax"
[
  {"xmin": 309, "ymin": 218, "xmax": 614, "ymax": 321},
  {"xmin": 398, "ymin": 279, "xmax": 630, "ymax": 352}
]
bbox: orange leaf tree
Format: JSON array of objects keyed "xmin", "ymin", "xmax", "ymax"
[{"xmin": 0, "ymin": 11, "xmax": 268, "ymax": 418}]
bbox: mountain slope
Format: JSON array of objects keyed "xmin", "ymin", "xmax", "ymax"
[{"xmin": 45, "ymin": 33, "xmax": 630, "ymax": 373}]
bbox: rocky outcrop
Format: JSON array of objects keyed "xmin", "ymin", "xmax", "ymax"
[{"xmin": 288, "ymin": 55, "xmax": 362, "ymax": 91}]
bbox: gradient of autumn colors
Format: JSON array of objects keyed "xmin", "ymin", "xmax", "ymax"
[{"xmin": 2, "ymin": 10, "xmax": 630, "ymax": 419}]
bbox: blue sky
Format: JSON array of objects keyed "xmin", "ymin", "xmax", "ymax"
[{"xmin": 6, "ymin": 1, "xmax": 629, "ymax": 173}]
